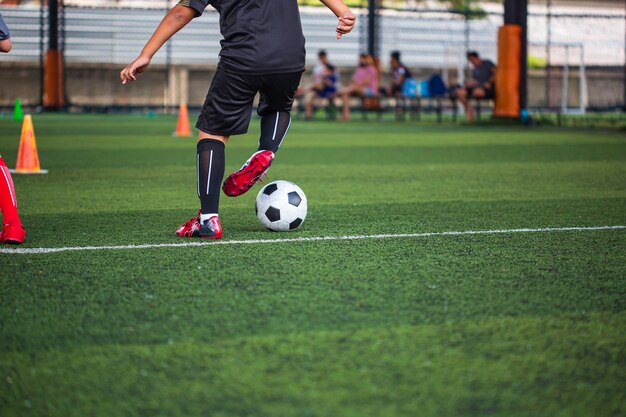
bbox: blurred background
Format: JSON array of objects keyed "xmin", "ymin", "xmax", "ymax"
[{"xmin": 0, "ymin": 0, "xmax": 624, "ymax": 116}]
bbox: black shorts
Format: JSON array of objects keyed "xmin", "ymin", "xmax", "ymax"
[
  {"xmin": 196, "ymin": 65, "xmax": 303, "ymax": 136},
  {"xmin": 390, "ymin": 84, "xmax": 403, "ymax": 96},
  {"xmin": 467, "ymin": 85, "xmax": 495, "ymax": 99}
]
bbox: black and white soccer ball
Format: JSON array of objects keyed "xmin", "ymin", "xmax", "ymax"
[{"xmin": 255, "ymin": 180, "xmax": 307, "ymax": 232}]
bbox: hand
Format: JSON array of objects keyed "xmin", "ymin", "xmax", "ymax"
[
  {"xmin": 336, "ymin": 9, "xmax": 355, "ymax": 39},
  {"xmin": 120, "ymin": 55, "xmax": 151, "ymax": 84}
]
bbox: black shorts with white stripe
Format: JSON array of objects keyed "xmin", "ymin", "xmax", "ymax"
[{"xmin": 196, "ymin": 65, "xmax": 303, "ymax": 137}]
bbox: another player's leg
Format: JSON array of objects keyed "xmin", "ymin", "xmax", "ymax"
[
  {"xmin": 223, "ymin": 71, "xmax": 301, "ymax": 197},
  {"xmin": 0, "ymin": 156, "xmax": 26, "ymax": 244},
  {"xmin": 176, "ymin": 135, "xmax": 226, "ymax": 239}
]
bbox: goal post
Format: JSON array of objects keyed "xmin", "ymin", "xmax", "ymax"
[{"xmin": 529, "ymin": 41, "xmax": 588, "ymax": 114}]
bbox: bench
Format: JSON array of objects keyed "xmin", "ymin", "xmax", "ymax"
[
  {"xmin": 399, "ymin": 78, "xmax": 457, "ymax": 123},
  {"xmin": 293, "ymin": 94, "xmax": 337, "ymax": 120},
  {"xmin": 360, "ymin": 95, "xmax": 384, "ymax": 121},
  {"xmin": 359, "ymin": 94, "xmax": 457, "ymax": 123},
  {"xmin": 471, "ymin": 97, "xmax": 494, "ymax": 120}
]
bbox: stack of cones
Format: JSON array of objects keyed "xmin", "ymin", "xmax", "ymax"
[
  {"xmin": 10, "ymin": 115, "xmax": 48, "ymax": 175},
  {"xmin": 173, "ymin": 103, "xmax": 192, "ymax": 137}
]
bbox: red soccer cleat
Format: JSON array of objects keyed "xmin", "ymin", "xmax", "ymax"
[
  {"xmin": 175, "ymin": 210, "xmax": 222, "ymax": 239},
  {"xmin": 2, "ymin": 222, "xmax": 26, "ymax": 244},
  {"xmin": 222, "ymin": 150, "xmax": 274, "ymax": 197}
]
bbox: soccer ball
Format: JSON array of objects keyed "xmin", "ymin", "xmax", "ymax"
[{"xmin": 255, "ymin": 180, "xmax": 307, "ymax": 232}]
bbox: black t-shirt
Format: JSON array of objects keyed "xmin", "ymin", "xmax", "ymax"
[
  {"xmin": 392, "ymin": 64, "xmax": 412, "ymax": 84},
  {"xmin": 179, "ymin": 0, "xmax": 306, "ymax": 74}
]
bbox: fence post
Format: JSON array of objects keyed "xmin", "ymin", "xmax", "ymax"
[
  {"xmin": 39, "ymin": 2, "xmax": 45, "ymax": 108},
  {"xmin": 545, "ymin": 0, "xmax": 552, "ymax": 109},
  {"xmin": 43, "ymin": 0, "xmax": 65, "ymax": 109},
  {"xmin": 561, "ymin": 44, "xmax": 569, "ymax": 113},
  {"xmin": 367, "ymin": 0, "xmax": 379, "ymax": 58},
  {"xmin": 579, "ymin": 45, "xmax": 586, "ymax": 114}
]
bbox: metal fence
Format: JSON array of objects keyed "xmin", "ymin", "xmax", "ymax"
[
  {"xmin": 371, "ymin": 1, "xmax": 625, "ymax": 112},
  {"xmin": 0, "ymin": 1, "xmax": 624, "ymax": 113}
]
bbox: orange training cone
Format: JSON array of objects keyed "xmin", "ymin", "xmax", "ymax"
[
  {"xmin": 10, "ymin": 115, "xmax": 48, "ymax": 175},
  {"xmin": 174, "ymin": 103, "xmax": 192, "ymax": 137}
]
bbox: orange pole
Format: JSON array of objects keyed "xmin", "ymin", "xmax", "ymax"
[
  {"xmin": 43, "ymin": 49, "xmax": 65, "ymax": 108},
  {"xmin": 494, "ymin": 24, "xmax": 522, "ymax": 118},
  {"xmin": 43, "ymin": 0, "xmax": 65, "ymax": 109}
]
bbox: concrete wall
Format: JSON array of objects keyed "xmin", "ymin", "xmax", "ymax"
[{"xmin": 1, "ymin": 61, "xmax": 623, "ymax": 111}]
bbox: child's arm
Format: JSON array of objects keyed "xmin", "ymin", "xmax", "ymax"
[
  {"xmin": 0, "ymin": 37, "xmax": 11, "ymax": 53},
  {"xmin": 319, "ymin": 0, "xmax": 356, "ymax": 39},
  {"xmin": 120, "ymin": 5, "xmax": 196, "ymax": 84},
  {"xmin": 0, "ymin": 14, "xmax": 12, "ymax": 53}
]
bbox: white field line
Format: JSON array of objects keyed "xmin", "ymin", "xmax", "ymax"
[{"xmin": 0, "ymin": 225, "xmax": 624, "ymax": 255}]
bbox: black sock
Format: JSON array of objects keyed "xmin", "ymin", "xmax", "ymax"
[
  {"xmin": 197, "ymin": 139, "xmax": 225, "ymax": 215},
  {"xmin": 258, "ymin": 111, "xmax": 291, "ymax": 153}
]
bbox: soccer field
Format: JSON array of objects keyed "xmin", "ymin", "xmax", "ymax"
[{"xmin": 1, "ymin": 114, "xmax": 625, "ymax": 417}]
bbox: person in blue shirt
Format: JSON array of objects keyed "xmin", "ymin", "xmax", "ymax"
[{"xmin": 304, "ymin": 63, "xmax": 339, "ymax": 119}]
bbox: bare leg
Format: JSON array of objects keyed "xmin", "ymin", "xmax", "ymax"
[
  {"xmin": 469, "ymin": 88, "xmax": 487, "ymax": 121},
  {"xmin": 341, "ymin": 90, "xmax": 351, "ymax": 120},
  {"xmin": 456, "ymin": 88, "xmax": 473, "ymax": 121},
  {"xmin": 304, "ymin": 90, "xmax": 316, "ymax": 119},
  {"xmin": 340, "ymin": 85, "xmax": 362, "ymax": 121},
  {"xmin": 198, "ymin": 130, "xmax": 229, "ymax": 144}
]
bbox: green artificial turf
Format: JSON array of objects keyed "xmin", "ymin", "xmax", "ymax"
[{"xmin": 0, "ymin": 114, "xmax": 625, "ymax": 417}]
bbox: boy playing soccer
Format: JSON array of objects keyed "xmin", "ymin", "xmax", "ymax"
[
  {"xmin": 120, "ymin": 0, "xmax": 355, "ymax": 239},
  {"xmin": 0, "ymin": 12, "xmax": 26, "ymax": 244}
]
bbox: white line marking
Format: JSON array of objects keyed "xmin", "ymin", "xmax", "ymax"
[{"xmin": 0, "ymin": 226, "xmax": 623, "ymax": 255}]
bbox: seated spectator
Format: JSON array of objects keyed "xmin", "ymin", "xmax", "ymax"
[
  {"xmin": 312, "ymin": 50, "xmax": 330, "ymax": 84},
  {"xmin": 339, "ymin": 53, "xmax": 379, "ymax": 120},
  {"xmin": 453, "ymin": 51, "xmax": 496, "ymax": 121},
  {"xmin": 383, "ymin": 50, "xmax": 413, "ymax": 97},
  {"xmin": 303, "ymin": 50, "xmax": 339, "ymax": 119}
]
